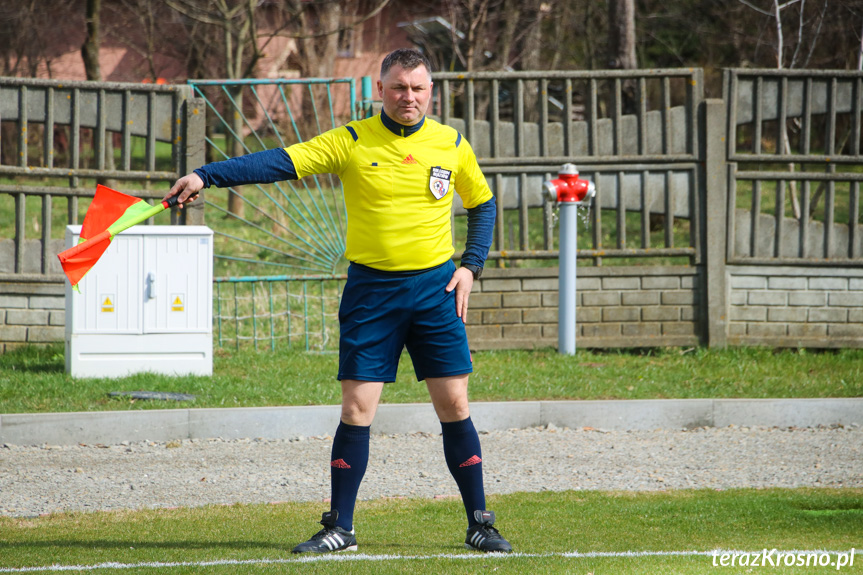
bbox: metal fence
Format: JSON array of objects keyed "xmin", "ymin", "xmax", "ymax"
[
  {"xmin": 213, "ymin": 274, "xmax": 343, "ymax": 352},
  {"xmin": 188, "ymin": 69, "xmax": 707, "ymax": 279},
  {"xmin": 0, "ymin": 77, "xmax": 203, "ymax": 279},
  {"xmin": 185, "ymin": 78, "xmax": 362, "ymax": 350},
  {"xmin": 725, "ymin": 69, "xmax": 863, "ymax": 264},
  {"xmin": 4, "ymin": 68, "xmax": 862, "ymax": 353},
  {"xmin": 432, "ymin": 69, "xmax": 705, "ymax": 265},
  {"xmin": 187, "ymin": 78, "xmax": 360, "ymax": 279}
]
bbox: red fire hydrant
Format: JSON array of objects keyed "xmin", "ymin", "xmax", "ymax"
[
  {"xmin": 543, "ymin": 163, "xmax": 595, "ymax": 204},
  {"xmin": 543, "ymin": 163, "xmax": 595, "ymax": 355}
]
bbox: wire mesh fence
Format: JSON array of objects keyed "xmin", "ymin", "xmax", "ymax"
[{"xmin": 213, "ymin": 275, "xmax": 344, "ymax": 352}]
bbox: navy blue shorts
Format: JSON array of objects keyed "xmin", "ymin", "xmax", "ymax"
[{"xmin": 338, "ymin": 260, "xmax": 473, "ymax": 382}]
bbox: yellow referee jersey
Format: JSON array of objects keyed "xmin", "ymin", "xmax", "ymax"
[{"xmin": 285, "ymin": 115, "xmax": 492, "ymax": 271}]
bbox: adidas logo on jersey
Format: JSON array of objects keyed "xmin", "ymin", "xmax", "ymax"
[{"xmin": 402, "ymin": 154, "xmax": 418, "ymax": 164}]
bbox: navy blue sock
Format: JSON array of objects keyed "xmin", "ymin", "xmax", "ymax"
[
  {"xmin": 441, "ymin": 417, "xmax": 486, "ymax": 526},
  {"xmin": 329, "ymin": 421, "xmax": 370, "ymax": 531}
]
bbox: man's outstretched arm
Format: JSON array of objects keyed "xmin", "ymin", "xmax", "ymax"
[{"xmin": 165, "ymin": 148, "xmax": 297, "ymax": 206}]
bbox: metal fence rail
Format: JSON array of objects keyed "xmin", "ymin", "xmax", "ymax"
[
  {"xmin": 725, "ymin": 69, "xmax": 863, "ymax": 263},
  {"xmin": 0, "ymin": 77, "xmax": 202, "ymax": 279},
  {"xmin": 432, "ymin": 69, "xmax": 704, "ymax": 265}
]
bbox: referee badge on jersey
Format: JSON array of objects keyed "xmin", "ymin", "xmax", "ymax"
[{"xmin": 429, "ymin": 166, "xmax": 452, "ymax": 200}]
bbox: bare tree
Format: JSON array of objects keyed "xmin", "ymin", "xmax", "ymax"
[
  {"xmin": 423, "ymin": 0, "xmax": 557, "ymax": 121},
  {"xmin": 608, "ymin": 0, "xmax": 637, "ymax": 70},
  {"xmin": 738, "ymin": 0, "xmax": 830, "ymax": 220},
  {"xmin": 428, "ymin": 0, "xmax": 558, "ymax": 73},
  {"xmin": 159, "ymin": 0, "xmax": 389, "ymax": 216},
  {"xmin": 445, "ymin": 0, "xmax": 492, "ymax": 72},
  {"xmin": 286, "ymin": 1, "xmax": 343, "ymax": 78},
  {"xmin": 280, "ymin": 0, "xmax": 391, "ymax": 77},
  {"xmin": 110, "ymin": 0, "xmax": 186, "ymax": 82},
  {"xmin": 737, "ymin": 0, "xmax": 827, "ymax": 69},
  {"xmin": 165, "ymin": 0, "xmax": 267, "ymax": 217},
  {"xmin": 81, "ymin": 0, "xmax": 120, "ymax": 185},
  {"xmin": 859, "ymin": 19, "xmax": 863, "ymax": 70},
  {"xmin": 1, "ymin": 1, "xmax": 65, "ymax": 77},
  {"xmin": 608, "ymin": 0, "xmax": 637, "ymax": 114},
  {"xmin": 82, "ymin": 0, "xmax": 103, "ymax": 81}
]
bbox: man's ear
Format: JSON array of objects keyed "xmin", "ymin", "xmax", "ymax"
[{"xmin": 377, "ymin": 80, "xmax": 383, "ymax": 98}]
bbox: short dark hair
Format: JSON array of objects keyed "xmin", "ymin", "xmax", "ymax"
[{"xmin": 380, "ymin": 48, "xmax": 432, "ymax": 80}]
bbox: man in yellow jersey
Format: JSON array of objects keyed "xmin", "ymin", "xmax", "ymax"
[{"xmin": 165, "ymin": 48, "xmax": 510, "ymax": 554}]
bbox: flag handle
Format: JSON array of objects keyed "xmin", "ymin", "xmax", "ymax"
[
  {"xmin": 62, "ymin": 194, "xmax": 186, "ymax": 261},
  {"xmin": 104, "ymin": 194, "xmax": 184, "ymax": 236},
  {"xmin": 164, "ymin": 194, "xmax": 184, "ymax": 209}
]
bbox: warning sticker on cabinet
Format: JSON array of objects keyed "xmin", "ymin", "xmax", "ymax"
[
  {"xmin": 101, "ymin": 295, "xmax": 114, "ymax": 313},
  {"xmin": 171, "ymin": 294, "xmax": 185, "ymax": 312}
]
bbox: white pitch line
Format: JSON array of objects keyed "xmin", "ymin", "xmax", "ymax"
[{"xmin": 0, "ymin": 549, "xmax": 855, "ymax": 573}]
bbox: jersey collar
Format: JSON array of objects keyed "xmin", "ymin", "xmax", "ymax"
[{"xmin": 380, "ymin": 111, "xmax": 425, "ymax": 137}]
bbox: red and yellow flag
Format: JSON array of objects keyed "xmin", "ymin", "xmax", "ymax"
[{"xmin": 58, "ymin": 185, "xmax": 178, "ymax": 290}]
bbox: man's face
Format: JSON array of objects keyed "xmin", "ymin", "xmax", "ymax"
[{"xmin": 377, "ymin": 64, "xmax": 433, "ymax": 126}]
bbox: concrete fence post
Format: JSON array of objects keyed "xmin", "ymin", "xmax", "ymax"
[
  {"xmin": 180, "ymin": 96, "xmax": 207, "ymax": 226},
  {"xmin": 702, "ymin": 99, "xmax": 729, "ymax": 348}
]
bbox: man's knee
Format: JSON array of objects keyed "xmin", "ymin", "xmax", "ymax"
[
  {"xmin": 340, "ymin": 380, "xmax": 383, "ymax": 426},
  {"xmin": 427, "ymin": 375, "xmax": 471, "ymax": 422},
  {"xmin": 341, "ymin": 400, "xmax": 376, "ymax": 425},
  {"xmin": 435, "ymin": 398, "xmax": 470, "ymax": 422}
]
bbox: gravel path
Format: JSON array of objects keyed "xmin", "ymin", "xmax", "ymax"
[{"xmin": 1, "ymin": 425, "xmax": 861, "ymax": 518}]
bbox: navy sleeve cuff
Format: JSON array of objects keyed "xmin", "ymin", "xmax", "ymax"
[
  {"xmin": 195, "ymin": 148, "xmax": 297, "ymax": 188},
  {"xmin": 461, "ymin": 195, "xmax": 496, "ymax": 269}
]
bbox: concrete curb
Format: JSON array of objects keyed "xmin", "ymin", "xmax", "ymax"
[{"xmin": 2, "ymin": 398, "xmax": 862, "ymax": 446}]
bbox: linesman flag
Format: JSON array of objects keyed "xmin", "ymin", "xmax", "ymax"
[{"xmin": 57, "ymin": 185, "xmax": 183, "ymax": 290}]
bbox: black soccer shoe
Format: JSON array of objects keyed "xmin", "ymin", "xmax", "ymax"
[
  {"xmin": 291, "ymin": 510, "xmax": 358, "ymax": 554},
  {"xmin": 464, "ymin": 510, "xmax": 512, "ymax": 553}
]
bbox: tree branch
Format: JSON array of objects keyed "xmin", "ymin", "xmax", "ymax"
[
  {"xmin": 859, "ymin": 19, "xmax": 863, "ymax": 71},
  {"xmin": 801, "ymin": 0, "xmax": 828, "ymax": 68},
  {"xmin": 284, "ymin": 0, "xmax": 391, "ymax": 40},
  {"xmin": 774, "ymin": 0, "xmax": 784, "ymax": 68},
  {"xmin": 788, "ymin": 0, "xmax": 805, "ymax": 68},
  {"xmin": 738, "ymin": 0, "xmax": 774, "ymax": 17}
]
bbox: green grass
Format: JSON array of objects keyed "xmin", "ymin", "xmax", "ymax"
[
  {"xmin": 0, "ymin": 489, "xmax": 860, "ymax": 573},
  {"xmin": 1, "ymin": 345, "xmax": 861, "ymax": 414}
]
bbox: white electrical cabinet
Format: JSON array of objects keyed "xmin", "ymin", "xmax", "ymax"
[{"xmin": 65, "ymin": 225, "xmax": 214, "ymax": 378}]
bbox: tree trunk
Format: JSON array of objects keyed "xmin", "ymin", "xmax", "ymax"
[
  {"xmin": 81, "ymin": 0, "xmax": 117, "ymax": 186},
  {"xmin": 521, "ymin": 0, "xmax": 544, "ymax": 123},
  {"xmin": 296, "ymin": 1, "xmax": 341, "ymax": 134},
  {"xmin": 608, "ymin": 0, "xmax": 637, "ymax": 114},
  {"xmin": 81, "ymin": 0, "xmax": 102, "ymax": 81},
  {"xmin": 226, "ymin": 86, "xmax": 246, "ymax": 219}
]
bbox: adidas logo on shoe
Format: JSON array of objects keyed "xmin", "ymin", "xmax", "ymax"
[
  {"xmin": 465, "ymin": 510, "xmax": 512, "ymax": 553},
  {"xmin": 292, "ymin": 510, "xmax": 358, "ymax": 554}
]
